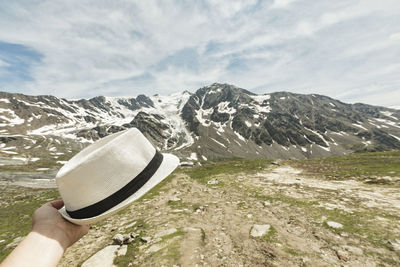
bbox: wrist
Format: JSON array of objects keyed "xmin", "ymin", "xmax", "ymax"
[
  {"xmin": 1, "ymin": 231, "xmax": 65, "ymax": 267},
  {"xmin": 31, "ymin": 226, "xmax": 69, "ymax": 251}
]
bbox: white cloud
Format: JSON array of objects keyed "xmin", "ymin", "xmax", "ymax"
[
  {"xmin": 0, "ymin": 59, "xmax": 9, "ymax": 67},
  {"xmin": 271, "ymin": 0, "xmax": 298, "ymax": 9},
  {"xmin": 0, "ymin": 0, "xmax": 399, "ymax": 107}
]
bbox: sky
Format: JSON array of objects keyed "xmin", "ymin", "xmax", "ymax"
[{"xmin": 0, "ymin": 0, "xmax": 399, "ymax": 107}]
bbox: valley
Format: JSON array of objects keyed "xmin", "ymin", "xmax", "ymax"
[{"xmin": 1, "ymin": 151, "xmax": 399, "ymax": 266}]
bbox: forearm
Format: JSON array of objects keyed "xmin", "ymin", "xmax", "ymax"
[{"xmin": 1, "ymin": 231, "xmax": 65, "ymax": 267}]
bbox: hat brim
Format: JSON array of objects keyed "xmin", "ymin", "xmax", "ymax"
[{"xmin": 58, "ymin": 153, "xmax": 179, "ymax": 225}]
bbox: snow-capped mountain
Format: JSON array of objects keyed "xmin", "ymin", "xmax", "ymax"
[{"xmin": 1, "ymin": 83, "xmax": 400, "ymax": 163}]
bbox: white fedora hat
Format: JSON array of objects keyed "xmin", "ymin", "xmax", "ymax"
[{"xmin": 55, "ymin": 128, "xmax": 179, "ymax": 225}]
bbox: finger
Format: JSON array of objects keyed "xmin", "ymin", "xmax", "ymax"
[{"xmin": 49, "ymin": 199, "xmax": 64, "ymax": 209}]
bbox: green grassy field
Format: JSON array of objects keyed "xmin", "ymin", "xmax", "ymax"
[
  {"xmin": 183, "ymin": 158, "xmax": 273, "ymax": 184},
  {"xmin": 0, "ymin": 188, "xmax": 59, "ymax": 261},
  {"xmin": 291, "ymin": 150, "xmax": 400, "ymax": 183}
]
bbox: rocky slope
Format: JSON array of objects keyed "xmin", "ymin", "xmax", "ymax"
[
  {"xmin": 2, "ymin": 152, "xmax": 400, "ymax": 266},
  {"xmin": 1, "ymin": 83, "xmax": 400, "ymax": 164}
]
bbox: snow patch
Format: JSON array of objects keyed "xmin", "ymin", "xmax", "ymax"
[
  {"xmin": 255, "ymin": 105, "xmax": 271, "ymax": 113},
  {"xmin": 217, "ymin": 101, "xmax": 236, "ymax": 114},
  {"xmin": 188, "ymin": 153, "xmax": 198, "ymax": 161},
  {"xmin": 195, "ymin": 107, "xmax": 213, "ymax": 127},
  {"xmin": 0, "ymin": 108, "xmax": 25, "ymax": 126},
  {"xmin": 12, "ymin": 157, "xmax": 28, "ymax": 162},
  {"xmin": 374, "ymin": 118, "xmax": 400, "ymax": 129},
  {"xmin": 234, "ymin": 131, "xmax": 246, "ymax": 142},
  {"xmin": 390, "ymin": 134, "xmax": 400, "ymax": 141},
  {"xmin": 210, "ymin": 137, "xmax": 226, "ymax": 148},
  {"xmin": 2, "ymin": 150, "xmax": 18, "ymax": 154},
  {"xmin": 352, "ymin": 123, "xmax": 367, "ymax": 131},
  {"xmin": 380, "ymin": 111, "xmax": 398, "ymax": 121},
  {"xmin": 318, "ymin": 145, "xmax": 331, "ymax": 152},
  {"xmin": 250, "ymin": 94, "xmax": 270, "ymax": 104},
  {"xmin": 305, "ymin": 127, "xmax": 330, "ymax": 147}
]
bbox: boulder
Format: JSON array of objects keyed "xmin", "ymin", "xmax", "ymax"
[
  {"xmin": 207, "ymin": 179, "xmax": 219, "ymax": 185},
  {"xmin": 112, "ymin": 234, "xmax": 124, "ymax": 245},
  {"xmin": 387, "ymin": 239, "xmax": 400, "ymax": 251},
  {"xmin": 335, "ymin": 249, "xmax": 350, "ymax": 261}
]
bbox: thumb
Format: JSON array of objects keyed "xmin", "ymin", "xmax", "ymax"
[{"xmin": 48, "ymin": 199, "xmax": 64, "ymax": 210}]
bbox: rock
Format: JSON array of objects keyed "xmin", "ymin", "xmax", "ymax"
[
  {"xmin": 271, "ymin": 161, "xmax": 280, "ymax": 165},
  {"xmin": 180, "ymin": 161, "xmax": 194, "ymax": 167},
  {"xmin": 207, "ymin": 179, "xmax": 219, "ymax": 185},
  {"xmin": 117, "ymin": 245, "xmax": 128, "ymax": 256},
  {"xmin": 5, "ymin": 236, "xmax": 24, "ymax": 250},
  {"xmin": 247, "ymin": 214, "xmax": 253, "ymax": 218},
  {"xmin": 81, "ymin": 245, "xmax": 120, "ymax": 267},
  {"xmin": 146, "ymin": 243, "xmax": 164, "ymax": 254},
  {"xmin": 263, "ymin": 201, "xmax": 271, "ymax": 206},
  {"xmin": 152, "ymin": 237, "xmax": 162, "ymax": 243},
  {"xmin": 124, "ymin": 221, "xmax": 137, "ymax": 229},
  {"xmin": 141, "ymin": 236, "xmax": 151, "ymax": 243},
  {"xmin": 326, "ymin": 221, "xmax": 343, "ymax": 229},
  {"xmin": 123, "ymin": 234, "xmax": 134, "ymax": 244},
  {"xmin": 387, "ymin": 239, "xmax": 400, "ymax": 251},
  {"xmin": 335, "ymin": 249, "xmax": 350, "ymax": 261},
  {"xmin": 155, "ymin": 228, "xmax": 177, "ymax": 238},
  {"xmin": 183, "ymin": 227, "xmax": 201, "ymax": 232},
  {"xmin": 112, "ymin": 234, "xmax": 124, "ymax": 245},
  {"xmin": 0, "ymin": 240, "xmax": 4, "ymax": 244},
  {"xmin": 169, "ymin": 196, "xmax": 181, "ymax": 202},
  {"xmin": 130, "ymin": 232, "xmax": 139, "ymax": 239},
  {"xmin": 171, "ymin": 209, "xmax": 184, "ymax": 213},
  {"xmin": 250, "ymin": 224, "xmax": 271, "ymax": 237},
  {"xmin": 343, "ymin": 245, "xmax": 363, "ymax": 255}
]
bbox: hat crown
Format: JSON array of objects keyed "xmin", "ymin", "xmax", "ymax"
[{"xmin": 56, "ymin": 128, "xmax": 156, "ymax": 211}]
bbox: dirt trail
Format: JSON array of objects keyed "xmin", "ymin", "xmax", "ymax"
[{"xmin": 58, "ymin": 165, "xmax": 400, "ymax": 266}]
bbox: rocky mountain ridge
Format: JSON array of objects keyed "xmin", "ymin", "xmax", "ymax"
[{"xmin": 0, "ymin": 83, "xmax": 399, "ymax": 164}]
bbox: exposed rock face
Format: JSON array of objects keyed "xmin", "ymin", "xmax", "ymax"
[
  {"xmin": 179, "ymin": 83, "xmax": 400, "ymax": 160},
  {"xmin": 128, "ymin": 112, "xmax": 170, "ymax": 147},
  {"xmin": 1, "ymin": 83, "xmax": 399, "ymax": 161}
]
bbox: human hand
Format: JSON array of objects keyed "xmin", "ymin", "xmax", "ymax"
[{"xmin": 32, "ymin": 200, "xmax": 90, "ymax": 251}]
